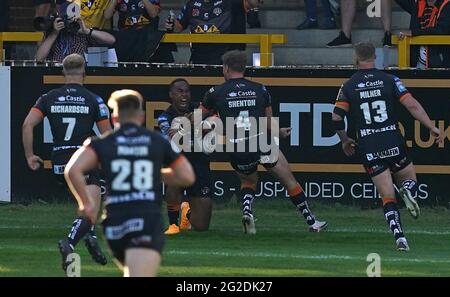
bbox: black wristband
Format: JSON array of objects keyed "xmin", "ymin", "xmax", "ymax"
[{"xmin": 333, "ymin": 106, "xmax": 347, "ymax": 118}]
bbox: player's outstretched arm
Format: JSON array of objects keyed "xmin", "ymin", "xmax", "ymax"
[
  {"xmin": 400, "ymin": 94, "xmax": 443, "ymax": 144},
  {"xmin": 262, "ymin": 103, "xmax": 291, "ymax": 139},
  {"xmin": 332, "ymin": 112, "xmax": 356, "ymax": 156},
  {"xmin": 162, "ymin": 155, "xmax": 195, "ymax": 188},
  {"xmin": 96, "ymin": 118, "xmax": 113, "ymax": 134},
  {"xmin": 22, "ymin": 110, "xmax": 44, "ymax": 170},
  {"xmin": 64, "ymin": 146, "xmax": 99, "ymax": 224}
]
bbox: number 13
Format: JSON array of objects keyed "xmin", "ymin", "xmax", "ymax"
[{"xmin": 360, "ymin": 100, "xmax": 388, "ymax": 124}]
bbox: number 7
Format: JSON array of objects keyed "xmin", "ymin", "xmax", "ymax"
[{"xmin": 62, "ymin": 117, "xmax": 76, "ymax": 141}]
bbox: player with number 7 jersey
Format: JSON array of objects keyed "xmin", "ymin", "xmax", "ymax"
[
  {"xmin": 26, "ymin": 73, "xmax": 111, "ymax": 183},
  {"xmin": 22, "ymin": 54, "xmax": 112, "ymax": 272}
]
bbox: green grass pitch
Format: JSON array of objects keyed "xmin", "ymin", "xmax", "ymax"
[{"xmin": 0, "ymin": 199, "xmax": 449, "ymax": 276}]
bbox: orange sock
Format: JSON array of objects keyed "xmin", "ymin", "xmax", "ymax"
[
  {"xmin": 241, "ymin": 182, "xmax": 257, "ymax": 191},
  {"xmin": 288, "ymin": 183, "xmax": 303, "ymax": 197},
  {"xmin": 382, "ymin": 197, "xmax": 397, "ymax": 206}
]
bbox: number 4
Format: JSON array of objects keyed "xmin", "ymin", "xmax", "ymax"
[{"xmin": 236, "ymin": 110, "xmax": 251, "ymax": 131}]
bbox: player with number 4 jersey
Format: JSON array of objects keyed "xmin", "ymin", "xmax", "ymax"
[
  {"xmin": 332, "ymin": 43, "xmax": 443, "ymax": 251},
  {"xmin": 201, "ymin": 50, "xmax": 328, "ymax": 235}
]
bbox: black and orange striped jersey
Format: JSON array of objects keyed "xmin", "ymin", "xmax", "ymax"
[
  {"xmin": 203, "ymin": 77, "xmax": 271, "ymax": 122},
  {"xmin": 335, "ymin": 68, "xmax": 410, "ymax": 153},
  {"xmin": 32, "ymin": 83, "xmax": 110, "ymax": 152},
  {"xmin": 202, "ymin": 77, "xmax": 272, "ymax": 154},
  {"xmin": 87, "ymin": 123, "xmax": 180, "ymax": 211}
]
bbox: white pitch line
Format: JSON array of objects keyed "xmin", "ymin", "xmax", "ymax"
[
  {"xmin": 250, "ymin": 226, "xmax": 450, "ymax": 236},
  {"xmin": 166, "ymin": 250, "xmax": 450, "ymax": 264},
  {"xmin": 0, "ymin": 245, "xmax": 60, "ymax": 252},
  {"xmin": 327, "ymin": 228, "xmax": 450, "ymax": 236},
  {"xmin": 0, "ymin": 225, "xmax": 70, "ymax": 229},
  {"xmin": 0, "ymin": 246, "xmax": 449, "ymax": 265},
  {"xmin": 0, "ymin": 225, "xmax": 449, "ymax": 235}
]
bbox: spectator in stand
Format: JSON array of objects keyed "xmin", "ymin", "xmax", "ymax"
[
  {"xmin": 75, "ymin": 0, "xmax": 112, "ymax": 30},
  {"xmin": 104, "ymin": 0, "xmax": 160, "ymax": 31},
  {"xmin": 296, "ymin": 0, "xmax": 336, "ymax": 30},
  {"xmin": 34, "ymin": 0, "xmax": 65, "ymax": 18},
  {"xmin": 35, "ymin": 2, "xmax": 115, "ymax": 62},
  {"xmin": 327, "ymin": 0, "xmax": 393, "ymax": 47},
  {"xmin": 231, "ymin": 0, "xmax": 262, "ymax": 51},
  {"xmin": 165, "ymin": 0, "xmax": 261, "ymax": 65},
  {"xmin": 104, "ymin": 0, "xmax": 173, "ymax": 63},
  {"xmin": 247, "ymin": 7, "xmax": 261, "ymax": 28},
  {"xmin": 73, "ymin": 1, "xmax": 116, "ymax": 66},
  {"xmin": 396, "ymin": 0, "xmax": 450, "ymax": 68}
]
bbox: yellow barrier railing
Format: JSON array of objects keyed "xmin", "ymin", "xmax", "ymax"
[
  {"xmin": 392, "ymin": 35, "xmax": 450, "ymax": 68},
  {"xmin": 162, "ymin": 33, "xmax": 287, "ymax": 66},
  {"xmin": 0, "ymin": 32, "xmax": 287, "ymax": 66},
  {"xmin": 0, "ymin": 32, "xmax": 44, "ymax": 62}
]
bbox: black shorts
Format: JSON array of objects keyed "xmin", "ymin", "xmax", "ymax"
[
  {"xmin": 229, "ymin": 152, "xmax": 278, "ymax": 175},
  {"xmin": 102, "ymin": 207, "xmax": 165, "ymax": 264},
  {"xmin": 185, "ymin": 154, "xmax": 212, "ymax": 198},
  {"xmin": 362, "ymin": 145, "xmax": 412, "ymax": 177},
  {"xmin": 52, "ymin": 150, "xmax": 101, "ymax": 187}
]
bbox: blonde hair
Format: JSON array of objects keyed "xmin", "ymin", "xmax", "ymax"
[
  {"xmin": 107, "ymin": 89, "xmax": 144, "ymax": 119},
  {"xmin": 62, "ymin": 54, "xmax": 85, "ymax": 76}
]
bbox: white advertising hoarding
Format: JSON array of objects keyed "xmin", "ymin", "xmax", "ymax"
[{"xmin": 0, "ymin": 66, "xmax": 11, "ymax": 202}]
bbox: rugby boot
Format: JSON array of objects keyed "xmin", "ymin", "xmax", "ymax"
[
  {"xmin": 164, "ymin": 224, "xmax": 180, "ymax": 235},
  {"xmin": 399, "ymin": 187, "xmax": 420, "ymax": 219},
  {"xmin": 396, "ymin": 237, "xmax": 410, "ymax": 251},
  {"xmin": 309, "ymin": 220, "xmax": 328, "ymax": 232},
  {"xmin": 180, "ymin": 202, "xmax": 191, "ymax": 230},
  {"xmin": 242, "ymin": 213, "xmax": 256, "ymax": 234},
  {"xmin": 58, "ymin": 238, "xmax": 73, "ymax": 272},
  {"xmin": 84, "ymin": 234, "xmax": 108, "ymax": 265}
]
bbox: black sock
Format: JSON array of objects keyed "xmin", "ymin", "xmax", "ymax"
[
  {"xmin": 401, "ymin": 179, "xmax": 418, "ymax": 197},
  {"xmin": 89, "ymin": 225, "xmax": 96, "ymax": 238},
  {"xmin": 168, "ymin": 209, "xmax": 180, "ymax": 226},
  {"xmin": 241, "ymin": 187, "xmax": 255, "ymax": 216},
  {"xmin": 186, "ymin": 209, "xmax": 192, "ymax": 221},
  {"xmin": 67, "ymin": 217, "xmax": 92, "ymax": 249},
  {"xmin": 383, "ymin": 202, "xmax": 405, "ymax": 240},
  {"xmin": 290, "ymin": 191, "xmax": 316, "ymax": 226}
]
